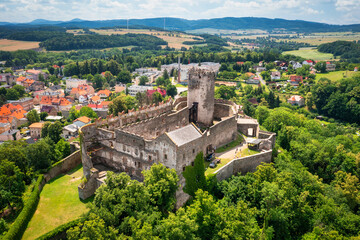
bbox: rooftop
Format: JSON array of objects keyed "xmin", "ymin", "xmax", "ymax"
[
  {"xmin": 29, "ymin": 122, "xmax": 45, "ymax": 129},
  {"xmin": 166, "ymin": 124, "xmax": 202, "ymax": 147}
]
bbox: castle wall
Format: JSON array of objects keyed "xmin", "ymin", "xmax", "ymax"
[
  {"xmin": 187, "ymin": 69, "xmax": 215, "ymax": 126},
  {"xmin": 214, "ymin": 103, "xmax": 232, "ymax": 120},
  {"xmin": 215, "ymin": 150, "xmax": 273, "ymax": 181},
  {"xmin": 206, "ymin": 116, "xmax": 238, "ymax": 149},
  {"xmin": 121, "ymin": 107, "xmax": 189, "ymax": 140}
]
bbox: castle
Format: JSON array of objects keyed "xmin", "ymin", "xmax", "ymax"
[{"xmin": 78, "ymin": 68, "xmax": 273, "ymax": 207}]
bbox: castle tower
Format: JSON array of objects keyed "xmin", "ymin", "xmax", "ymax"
[{"xmin": 187, "ymin": 68, "xmax": 215, "ymax": 127}]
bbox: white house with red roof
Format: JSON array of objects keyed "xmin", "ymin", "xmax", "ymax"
[
  {"xmin": 287, "ymin": 95, "xmax": 305, "ymax": 107},
  {"xmin": 302, "ymin": 60, "xmax": 314, "ymax": 66}
]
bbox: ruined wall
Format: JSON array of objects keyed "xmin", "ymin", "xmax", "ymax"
[
  {"xmin": 214, "ymin": 103, "xmax": 232, "ymax": 119},
  {"xmin": 187, "ymin": 68, "xmax": 215, "ymax": 126},
  {"xmin": 121, "ymin": 107, "xmax": 189, "ymax": 140},
  {"xmin": 259, "ymin": 130, "xmax": 276, "ymax": 149},
  {"xmin": 215, "ymin": 150, "xmax": 273, "ymax": 181},
  {"xmin": 44, "ymin": 150, "xmax": 81, "ymax": 182},
  {"xmin": 237, "ymin": 122, "xmax": 259, "ymax": 137},
  {"xmin": 206, "ymin": 116, "xmax": 238, "ymax": 148}
]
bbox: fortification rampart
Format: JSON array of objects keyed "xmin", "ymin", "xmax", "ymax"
[{"xmin": 215, "ymin": 150, "xmax": 273, "ymax": 181}]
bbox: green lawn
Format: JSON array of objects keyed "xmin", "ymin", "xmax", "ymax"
[
  {"xmin": 283, "ymin": 48, "xmax": 334, "ymax": 61},
  {"xmin": 23, "ymin": 165, "xmax": 92, "ymax": 240},
  {"xmin": 315, "ymin": 71, "xmax": 357, "ymax": 82},
  {"xmin": 215, "ymin": 134, "xmax": 244, "ymax": 153}
]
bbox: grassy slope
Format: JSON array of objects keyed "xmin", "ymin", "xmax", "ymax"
[
  {"xmin": 315, "ymin": 71, "xmax": 357, "ymax": 82},
  {"xmin": 22, "ymin": 165, "xmax": 91, "ymax": 240},
  {"xmin": 283, "ymin": 48, "xmax": 334, "ymax": 61}
]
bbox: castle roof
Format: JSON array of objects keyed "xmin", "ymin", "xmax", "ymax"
[{"xmin": 166, "ymin": 124, "xmax": 202, "ymax": 147}]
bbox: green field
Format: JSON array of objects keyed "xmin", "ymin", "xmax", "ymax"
[
  {"xmin": 23, "ymin": 165, "xmax": 92, "ymax": 240},
  {"xmin": 283, "ymin": 48, "xmax": 334, "ymax": 61},
  {"xmin": 316, "ymin": 71, "xmax": 357, "ymax": 82}
]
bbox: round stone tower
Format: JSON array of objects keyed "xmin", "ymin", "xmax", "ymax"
[{"xmin": 187, "ymin": 68, "xmax": 215, "ymax": 127}]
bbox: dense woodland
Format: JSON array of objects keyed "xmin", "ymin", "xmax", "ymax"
[
  {"xmin": 235, "ymin": 37, "xmax": 311, "ymax": 52},
  {"xmin": 318, "ymin": 40, "xmax": 360, "ymax": 62}
]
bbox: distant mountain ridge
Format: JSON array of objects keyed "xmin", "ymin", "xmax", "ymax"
[{"xmin": 2, "ymin": 17, "xmax": 360, "ymax": 33}]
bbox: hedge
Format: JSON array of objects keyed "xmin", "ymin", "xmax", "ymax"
[
  {"xmin": 3, "ymin": 175, "xmax": 44, "ymax": 240},
  {"xmin": 35, "ymin": 218, "xmax": 86, "ymax": 240}
]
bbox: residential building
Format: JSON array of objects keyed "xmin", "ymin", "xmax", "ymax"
[
  {"xmin": 128, "ymin": 85, "xmax": 153, "ymax": 97},
  {"xmin": 147, "ymin": 88, "xmax": 166, "ymax": 97},
  {"xmin": 7, "ymin": 97, "xmax": 34, "ymax": 111},
  {"xmin": 63, "ymin": 124, "xmax": 80, "ymax": 139},
  {"xmin": 26, "ymin": 69, "xmax": 48, "ymax": 81},
  {"xmin": 115, "ymin": 84, "xmax": 126, "ymax": 93},
  {"xmin": 97, "ymin": 89, "xmax": 112, "ymax": 99},
  {"xmin": 271, "ymin": 71, "xmax": 281, "ymax": 80},
  {"xmin": 70, "ymin": 84, "xmax": 94, "ymax": 99},
  {"xmin": 246, "ymin": 77, "xmax": 260, "ymax": 84},
  {"xmin": 302, "ymin": 60, "xmax": 314, "ymax": 66},
  {"xmin": 0, "ymin": 129, "xmax": 21, "ymax": 142},
  {"xmin": 29, "ymin": 81, "xmax": 45, "ymax": 92},
  {"xmin": 66, "ymin": 78, "xmax": 87, "ymax": 90},
  {"xmin": 29, "ymin": 122, "xmax": 45, "ymax": 139},
  {"xmin": 289, "ymin": 75, "xmax": 303, "ymax": 86},
  {"xmin": 287, "ymin": 95, "xmax": 305, "ymax": 106},
  {"xmin": 326, "ymin": 62, "xmax": 336, "ymax": 71},
  {"xmin": 74, "ymin": 116, "xmax": 91, "ymax": 125}
]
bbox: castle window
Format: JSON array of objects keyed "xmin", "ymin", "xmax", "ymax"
[
  {"xmin": 135, "ymin": 148, "xmax": 138, "ymax": 155},
  {"xmin": 191, "ymin": 161, "xmax": 194, "ymax": 166},
  {"xmin": 183, "ymin": 166, "xmax": 186, "ymax": 171},
  {"xmin": 183, "ymin": 154, "xmax": 185, "ymax": 160},
  {"xmin": 123, "ymin": 145, "xmax": 126, "ymax": 151},
  {"xmin": 138, "ymin": 162, "xmax": 142, "ymax": 168},
  {"xmin": 148, "ymin": 155, "xmax": 152, "ymax": 161},
  {"xmin": 192, "ymin": 149, "xmax": 195, "ymax": 153},
  {"xmin": 164, "ymin": 154, "xmax": 167, "ymax": 160}
]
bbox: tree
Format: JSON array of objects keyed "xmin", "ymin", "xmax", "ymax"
[
  {"xmin": 79, "ymin": 106, "xmax": 98, "ymax": 119},
  {"xmin": 55, "ymin": 138, "xmax": 71, "ymax": 159},
  {"xmin": 152, "ymin": 92, "xmax": 163, "ymax": 105},
  {"xmin": 214, "ymin": 85, "xmax": 236, "ymax": 100},
  {"xmin": 27, "ymin": 138, "xmax": 54, "ymax": 170},
  {"xmin": 68, "ymin": 106, "xmax": 80, "ymax": 122},
  {"xmin": 12, "ymin": 85, "xmax": 25, "ymax": 98},
  {"xmin": 143, "ymin": 163, "xmax": 179, "ymax": 214},
  {"xmin": 117, "ymin": 70, "xmax": 132, "ymax": 84},
  {"xmin": 182, "ymin": 152, "xmax": 207, "ymax": 197},
  {"xmin": 5, "ymin": 88, "xmax": 19, "ymax": 100},
  {"xmin": 108, "ymin": 94, "xmax": 136, "ymax": 115},
  {"xmin": 260, "ymin": 71, "xmax": 271, "ymax": 81},
  {"xmin": 166, "ymin": 84, "xmax": 177, "ymax": 98},
  {"xmin": 255, "ymin": 106, "xmax": 270, "ymax": 125},
  {"xmin": 40, "ymin": 112, "xmax": 48, "ymax": 121},
  {"xmin": 0, "ymin": 160, "xmax": 25, "ymax": 211},
  {"xmin": 305, "ymin": 92, "xmax": 314, "ymax": 109},
  {"xmin": 163, "ymin": 69, "xmax": 170, "ymax": 80},
  {"xmin": 47, "ymin": 121, "xmax": 63, "ymax": 143},
  {"xmin": 315, "ymin": 61, "xmax": 327, "ymax": 73},
  {"xmin": 27, "ymin": 109, "xmax": 40, "ymax": 124},
  {"xmin": 139, "ymin": 75, "xmax": 149, "ymax": 86},
  {"xmin": 41, "ymin": 122, "xmax": 51, "ymax": 138},
  {"xmin": 93, "ymin": 74, "xmax": 103, "ymax": 90}
]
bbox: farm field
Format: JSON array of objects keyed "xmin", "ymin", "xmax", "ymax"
[
  {"xmin": 283, "ymin": 48, "xmax": 334, "ymax": 61},
  {"xmin": 22, "ymin": 165, "xmax": 92, "ymax": 240},
  {"xmin": 289, "ymin": 32, "xmax": 360, "ymax": 45},
  {"xmin": 315, "ymin": 71, "xmax": 358, "ymax": 82},
  {"xmin": 90, "ymin": 28, "xmax": 202, "ymax": 49},
  {"xmin": 0, "ymin": 39, "xmax": 40, "ymax": 51}
]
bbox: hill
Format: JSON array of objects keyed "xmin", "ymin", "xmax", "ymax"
[{"xmin": 3, "ymin": 17, "xmax": 360, "ymax": 33}]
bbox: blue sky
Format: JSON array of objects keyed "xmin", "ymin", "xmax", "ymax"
[{"xmin": 1, "ymin": 0, "xmax": 359, "ymax": 25}]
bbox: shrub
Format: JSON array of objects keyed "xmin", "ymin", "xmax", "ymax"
[
  {"xmin": 35, "ymin": 218, "xmax": 86, "ymax": 240},
  {"xmin": 3, "ymin": 175, "xmax": 44, "ymax": 240}
]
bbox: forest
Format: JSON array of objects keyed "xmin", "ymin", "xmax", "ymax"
[
  {"xmin": 318, "ymin": 40, "xmax": 360, "ymax": 62},
  {"xmin": 39, "ymin": 33, "xmax": 167, "ymax": 51}
]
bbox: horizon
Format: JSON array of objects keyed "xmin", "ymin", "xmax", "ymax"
[{"xmin": 1, "ymin": 0, "xmax": 360, "ymax": 25}]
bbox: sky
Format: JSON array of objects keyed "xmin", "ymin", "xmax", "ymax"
[{"xmin": 1, "ymin": 0, "xmax": 360, "ymax": 25}]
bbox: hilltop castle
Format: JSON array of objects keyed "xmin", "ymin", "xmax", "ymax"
[{"xmin": 78, "ymin": 67, "xmax": 272, "ymax": 207}]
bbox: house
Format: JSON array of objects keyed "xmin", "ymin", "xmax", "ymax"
[
  {"xmin": 291, "ymin": 62, "xmax": 302, "ymax": 70},
  {"xmin": 0, "ymin": 122, "xmax": 11, "ymax": 134},
  {"xmin": 0, "ymin": 73, "xmax": 16, "ymax": 85},
  {"xmin": 40, "ymin": 105, "xmax": 58, "ymax": 116},
  {"xmin": 115, "ymin": 85, "xmax": 126, "ymax": 93},
  {"xmin": 256, "ymin": 66, "xmax": 266, "ymax": 72},
  {"xmin": 26, "ymin": 69, "xmax": 48, "ymax": 81},
  {"xmin": 62, "ymin": 124, "xmax": 79, "ymax": 139},
  {"xmin": 40, "ymin": 96, "xmax": 72, "ymax": 111},
  {"xmin": 7, "ymin": 97, "xmax": 34, "ymax": 111},
  {"xmin": 97, "ymin": 89, "xmax": 112, "ymax": 99},
  {"xmin": 128, "ymin": 85, "xmax": 153, "ymax": 97},
  {"xmin": 90, "ymin": 95, "xmax": 101, "ymax": 104},
  {"xmin": 29, "ymin": 122, "xmax": 45, "ymax": 139},
  {"xmin": 326, "ymin": 62, "xmax": 336, "ymax": 71},
  {"xmin": 66, "ymin": 78, "xmax": 87, "ymax": 91},
  {"xmin": 70, "ymin": 84, "xmax": 94, "ymax": 99},
  {"xmin": 147, "ymin": 88, "xmax": 166, "ymax": 97},
  {"xmin": 289, "ymin": 75, "xmax": 303, "ymax": 86},
  {"xmin": 354, "ymin": 67, "xmax": 358, "ymax": 72},
  {"xmin": 100, "ymin": 101, "xmax": 111, "ymax": 109},
  {"xmin": 29, "ymin": 81, "xmax": 45, "ymax": 92},
  {"xmin": 302, "ymin": 60, "xmax": 314, "ymax": 66},
  {"xmin": 287, "ymin": 95, "xmax": 305, "ymax": 107},
  {"xmin": 271, "ymin": 71, "xmax": 281, "ymax": 80},
  {"xmin": 0, "ymin": 103, "xmax": 28, "ymax": 127},
  {"xmin": 0, "ymin": 129, "xmax": 21, "ymax": 142},
  {"xmin": 246, "ymin": 77, "xmax": 260, "ymax": 84},
  {"xmin": 74, "ymin": 116, "xmax": 91, "ymax": 125},
  {"xmin": 22, "ymin": 78, "xmax": 35, "ymax": 89},
  {"xmin": 79, "ymin": 95, "xmax": 88, "ymax": 103},
  {"xmin": 16, "ymin": 76, "xmax": 27, "ymax": 86}
]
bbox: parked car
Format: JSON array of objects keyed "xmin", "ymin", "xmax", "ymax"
[
  {"xmin": 209, "ymin": 158, "xmax": 220, "ymax": 168},
  {"xmin": 206, "ymin": 153, "xmax": 215, "ymax": 162}
]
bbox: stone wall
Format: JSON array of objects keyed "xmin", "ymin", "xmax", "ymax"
[
  {"xmin": 215, "ymin": 150, "xmax": 273, "ymax": 181},
  {"xmin": 44, "ymin": 150, "xmax": 82, "ymax": 182},
  {"xmin": 214, "ymin": 103, "xmax": 232, "ymax": 119},
  {"xmin": 259, "ymin": 130, "xmax": 276, "ymax": 149},
  {"xmin": 206, "ymin": 116, "xmax": 238, "ymax": 148}
]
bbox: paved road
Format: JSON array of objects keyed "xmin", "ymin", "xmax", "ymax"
[{"xmin": 256, "ymin": 72, "xmax": 266, "ymax": 85}]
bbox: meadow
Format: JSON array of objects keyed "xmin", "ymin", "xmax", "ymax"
[
  {"xmin": 0, "ymin": 39, "xmax": 40, "ymax": 51},
  {"xmin": 22, "ymin": 165, "xmax": 92, "ymax": 240},
  {"xmin": 283, "ymin": 48, "xmax": 334, "ymax": 61},
  {"xmin": 315, "ymin": 70, "xmax": 357, "ymax": 82}
]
